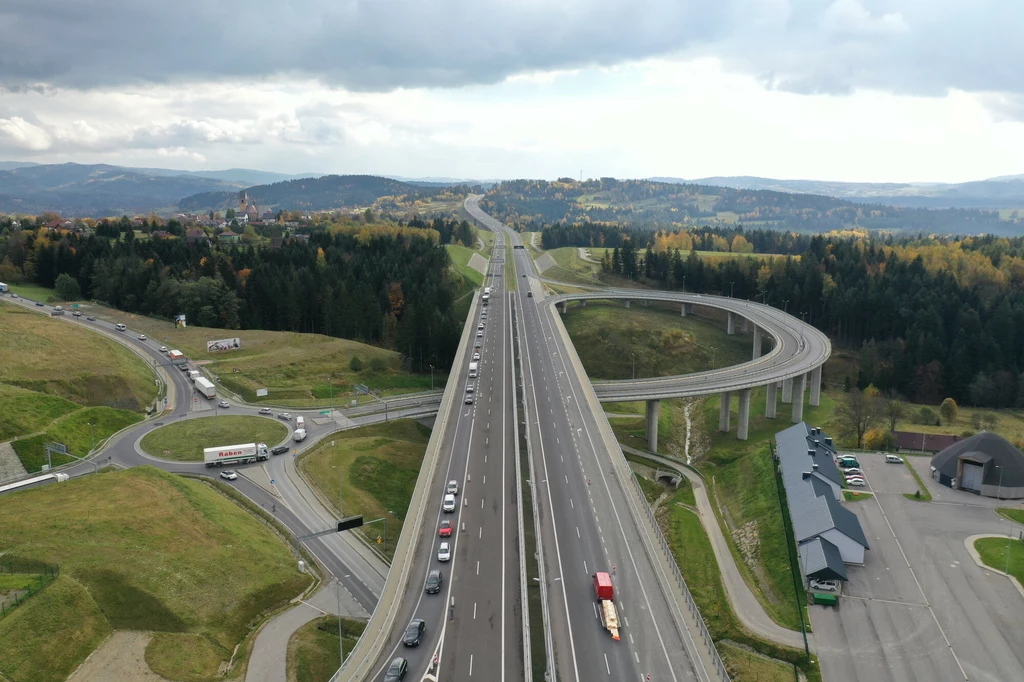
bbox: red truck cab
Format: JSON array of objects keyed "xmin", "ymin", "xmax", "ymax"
[{"xmin": 593, "ymin": 572, "xmax": 614, "ymax": 601}]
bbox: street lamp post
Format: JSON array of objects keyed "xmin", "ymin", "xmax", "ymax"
[
  {"xmin": 782, "ymin": 299, "xmax": 789, "ymax": 313},
  {"xmin": 429, "ymin": 364, "xmax": 434, "ymax": 391},
  {"xmin": 996, "ymin": 465, "xmax": 1011, "ymax": 574},
  {"xmin": 711, "ymin": 346, "xmax": 717, "ymax": 370},
  {"xmin": 730, "ymin": 281, "xmax": 735, "ymax": 298}
]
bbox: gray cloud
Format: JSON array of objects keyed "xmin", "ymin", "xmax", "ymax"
[{"xmin": 1, "ymin": 0, "xmax": 1020, "ymax": 99}]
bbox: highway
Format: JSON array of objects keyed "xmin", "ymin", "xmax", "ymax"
[
  {"xmin": 467, "ymin": 196, "xmax": 715, "ymax": 682},
  {"xmin": 358, "ymin": 239, "xmax": 524, "ymax": 681}
]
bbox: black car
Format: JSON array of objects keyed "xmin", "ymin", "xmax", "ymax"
[
  {"xmin": 86, "ymin": 316, "xmax": 96, "ymax": 321},
  {"xmin": 425, "ymin": 569, "xmax": 443, "ymax": 594},
  {"xmin": 402, "ymin": 618, "xmax": 425, "ymax": 647},
  {"xmin": 271, "ymin": 445, "xmax": 289, "ymax": 456},
  {"xmin": 383, "ymin": 657, "xmax": 408, "ymax": 681},
  {"xmin": 35, "ymin": 301, "xmax": 44, "ymax": 306}
]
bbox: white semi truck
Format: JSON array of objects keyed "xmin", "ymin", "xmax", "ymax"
[
  {"xmin": 195, "ymin": 377, "xmax": 216, "ymax": 399},
  {"xmin": 203, "ymin": 442, "xmax": 270, "ymax": 467}
]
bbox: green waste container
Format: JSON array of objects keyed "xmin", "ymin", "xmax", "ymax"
[{"xmin": 813, "ymin": 593, "xmax": 839, "ymax": 607}]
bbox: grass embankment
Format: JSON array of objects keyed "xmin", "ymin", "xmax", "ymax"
[
  {"xmin": 287, "ymin": 616, "xmax": 367, "ymax": 682},
  {"xmin": 0, "ymin": 384, "xmax": 79, "ymax": 442},
  {"xmin": 844, "ymin": 490, "xmax": 874, "ymax": 502},
  {"xmin": 140, "ymin": 416, "xmax": 290, "ymax": 462},
  {"xmin": 87, "ymin": 309, "xmax": 442, "ymax": 406},
  {"xmin": 658, "ymin": 486, "xmax": 818, "ymax": 681},
  {"xmin": 299, "ymin": 420, "xmax": 430, "ymax": 559},
  {"xmin": 4, "ymin": 283, "xmax": 60, "ymax": 303},
  {"xmin": 0, "ymin": 467, "xmax": 311, "ymax": 682},
  {"xmin": 998, "ymin": 508, "xmax": 1024, "ymax": 524},
  {"xmin": 561, "ymin": 301, "xmax": 753, "ymax": 381},
  {"xmin": 698, "ymin": 388, "xmax": 835, "ymax": 634},
  {"xmin": 0, "ymin": 303, "xmax": 157, "ymax": 410},
  {"xmin": 11, "ymin": 406, "xmax": 141, "ymax": 471},
  {"xmin": 540, "ymin": 247, "xmax": 604, "ymax": 286},
  {"xmin": 446, "ymin": 243, "xmax": 486, "ymax": 289},
  {"xmin": 974, "ymin": 537, "xmax": 1024, "ymax": 585}
]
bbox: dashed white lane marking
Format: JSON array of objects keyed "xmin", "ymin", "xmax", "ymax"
[{"xmin": 577, "ymin": 527, "xmax": 580, "ymax": 538}]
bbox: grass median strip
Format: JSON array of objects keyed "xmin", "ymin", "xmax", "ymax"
[
  {"xmin": 140, "ymin": 415, "xmax": 289, "ymax": 461},
  {"xmin": 288, "ymin": 616, "xmax": 367, "ymax": 682},
  {"xmin": 974, "ymin": 537, "xmax": 1024, "ymax": 584},
  {"xmin": 901, "ymin": 458, "xmax": 933, "ymax": 501}
]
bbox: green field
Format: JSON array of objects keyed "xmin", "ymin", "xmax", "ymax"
[
  {"xmin": 0, "ymin": 302, "xmax": 158, "ymax": 411},
  {"xmin": 541, "ymin": 247, "xmax": 604, "ymax": 286},
  {"xmin": 11, "ymin": 406, "xmax": 142, "ymax": 472},
  {"xmin": 299, "ymin": 420, "xmax": 430, "ymax": 558},
  {"xmin": 562, "ymin": 301, "xmax": 753, "ymax": 380},
  {"xmin": 698, "ymin": 387, "xmax": 835, "ymax": 633},
  {"xmin": 287, "ymin": 616, "xmax": 366, "ymax": 682},
  {"xmin": 0, "ymin": 384, "xmax": 80, "ymax": 442},
  {"xmin": 4, "ymin": 283, "xmax": 61, "ymax": 303},
  {"xmin": 998, "ymin": 508, "xmax": 1024, "ymax": 524},
  {"xmin": 0, "ymin": 467, "xmax": 311, "ymax": 682},
  {"xmin": 718, "ymin": 642, "xmax": 797, "ymax": 682},
  {"xmin": 446, "ymin": 243, "xmax": 486, "ymax": 289},
  {"xmin": 140, "ymin": 415, "xmax": 290, "ymax": 462},
  {"xmin": 85, "ymin": 308, "xmax": 442, "ymax": 406},
  {"xmin": 974, "ymin": 537, "xmax": 1024, "ymax": 586}
]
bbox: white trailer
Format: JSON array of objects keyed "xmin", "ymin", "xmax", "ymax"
[
  {"xmin": 469, "ymin": 362, "xmax": 478, "ymax": 378},
  {"xmin": 203, "ymin": 442, "xmax": 269, "ymax": 467},
  {"xmin": 195, "ymin": 377, "xmax": 216, "ymax": 399}
]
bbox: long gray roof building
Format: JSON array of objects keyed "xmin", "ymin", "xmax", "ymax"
[{"xmin": 776, "ymin": 422, "xmax": 869, "ymax": 577}]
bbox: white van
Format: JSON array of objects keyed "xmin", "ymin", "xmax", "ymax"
[
  {"xmin": 442, "ymin": 494, "xmax": 456, "ymax": 512},
  {"xmin": 295, "ymin": 416, "xmax": 305, "ymax": 430},
  {"xmin": 293, "ymin": 428, "xmax": 307, "ymax": 442},
  {"xmin": 885, "ymin": 454, "xmax": 903, "ymax": 464}
]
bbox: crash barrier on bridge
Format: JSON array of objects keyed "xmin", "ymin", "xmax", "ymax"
[
  {"xmin": 546, "ymin": 303, "xmax": 732, "ymax": 682},
  {"xmin": 332, "ymin": 275, "xmax": 485, "ymax": 682}
]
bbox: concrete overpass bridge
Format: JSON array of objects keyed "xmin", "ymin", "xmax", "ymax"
[{"xmin": 544, "ymin": 290, "xmax": 831, "ymax": 450}]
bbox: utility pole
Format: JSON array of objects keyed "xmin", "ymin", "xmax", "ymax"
[{"xmin": 429, "ymin": 364, "xmax": 434, "ymax": 391}]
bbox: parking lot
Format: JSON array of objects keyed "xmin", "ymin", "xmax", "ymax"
[{"xmin": 810, "ymin": 453, "xmax": 1024, "ymax": 682}]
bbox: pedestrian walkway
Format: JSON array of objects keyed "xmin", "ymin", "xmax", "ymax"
[
  {"xmin": 246, "ymin": 580, "xmax": 368, "ymax": 682},
  {"xmin": 621, "ymin": 445, "xmax": 812, "ymax": 652}
]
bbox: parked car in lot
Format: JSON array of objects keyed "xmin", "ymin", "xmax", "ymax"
[
  {"xmin": 437, "ymin": 541, "xmax": 451, "ymax": 562},
  {"xmin": 846, "ymin": 477, "xmax": 866, "ymax": 487},
  {"xmin": 810, "ymin": 579, "xmax": 839, "ymax": 592},
  {"xmin": 402, "ymin": 618, "xmax": 425, "ymax": 647},
  {"xmin": 271, "ymin": 445, "xmax": 289, "ymax": 456},
  {"xmin": 885, "ymin": 454, "xmax": 904, "ymax": 463},
  {"xmin": 844, "ymin": 468, "xmax": 864, "ymax": 477},
  {"xmin": 259, "ymin": 407, "xmax": 272, "ymax": 414},
  {"xmin": 219, "ymin": 470, "xmax": 238, "ymax": 481},
  {"xmin": 384, "ymin": 657, "xmax": 407, "ymax": 681},
  {"xmin": 278, "ymin": 413, "xmax": 292, "ymax": 420},
  {"xmin": 425, "ymin": 569, "xmax": 443, "ymax": 594}
]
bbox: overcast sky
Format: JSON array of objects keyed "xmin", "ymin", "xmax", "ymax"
[{"xmin": 1, "ymin": 0, "xmax": 1022, "ymax": 182}]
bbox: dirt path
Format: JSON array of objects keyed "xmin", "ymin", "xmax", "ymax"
[{"xmin": 68, "ymin": 631, "xmax": 169, "ymax": 682}]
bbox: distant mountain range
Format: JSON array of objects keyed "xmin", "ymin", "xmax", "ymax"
[{"xmin": 652, "ymin": 175, "xmax": 1024, "ymax": 210}]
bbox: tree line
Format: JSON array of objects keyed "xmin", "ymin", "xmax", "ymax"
[
  {"xmin": 600, "ymin": 234, "xmax": 1024, "ymax": 409},
  {"xmin": 0, "ymin": 223, "xmax": 467, "ymax": 373}
]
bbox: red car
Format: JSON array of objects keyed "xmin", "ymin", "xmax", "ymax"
[{"xmin": 438, "ymin": 520, "xmax": 453, "ymax": 537}]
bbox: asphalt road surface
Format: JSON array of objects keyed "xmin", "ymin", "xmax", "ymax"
[
  {"xmin": 363, "ymin": 244, "xmax": 524, "ymax": 682},
  {"xmin": 466, "ymin": 197, "xmax": 710, "ymax": 682}
]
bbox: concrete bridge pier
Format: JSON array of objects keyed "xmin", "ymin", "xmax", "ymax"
[
  {"xmin": 719, "ymin": 391, "xmax": 732, "ymax": 432},
  {"xmin": 558, "ymin": 301, "xmax": 567, "ymax": 314},
  {"xmin": 625, "ymin": 300, "xmax": 631, "ymax": 308},
  {"xmin": 645, "ymin": 399, "xmax": 661, "ymax": 453},
  {"xmin": 791, "ymin": 374, "xmax": 807, "ymax": 423},
  {"xmin": 580, "ymin": 300, "xmax": 586, "ymax": 307},
  {"xmin": 752, "ymin": 327, "xmax": 763, "ymax": 360},
  {"xmin": 741, "ymin": 317, "xmax": 749, "ymax": 333},
  {"xmin": 737, "ymin": 388, "xmax": 752, "ymax": 440},
  {"xmin": 727, "ymin": 311, "xmax": 736, "ymax": 335},
  {"xmin": 809, "ymin": 365, "xmax": 822, "ymax": 407},
  {"xmin": 680, "ymin": 303, "xmax": 693, "ymax": 317},
  {"xmin": 781, "ymin": 377, "xmax": 794, "ymax": 403},
  {"xmin": 765, "ymin": 382, "xmax": 778, "ymax": 418},
  {"xmin": 643, "ymin": 300, "xmax": 648, "ymax": 307}
]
